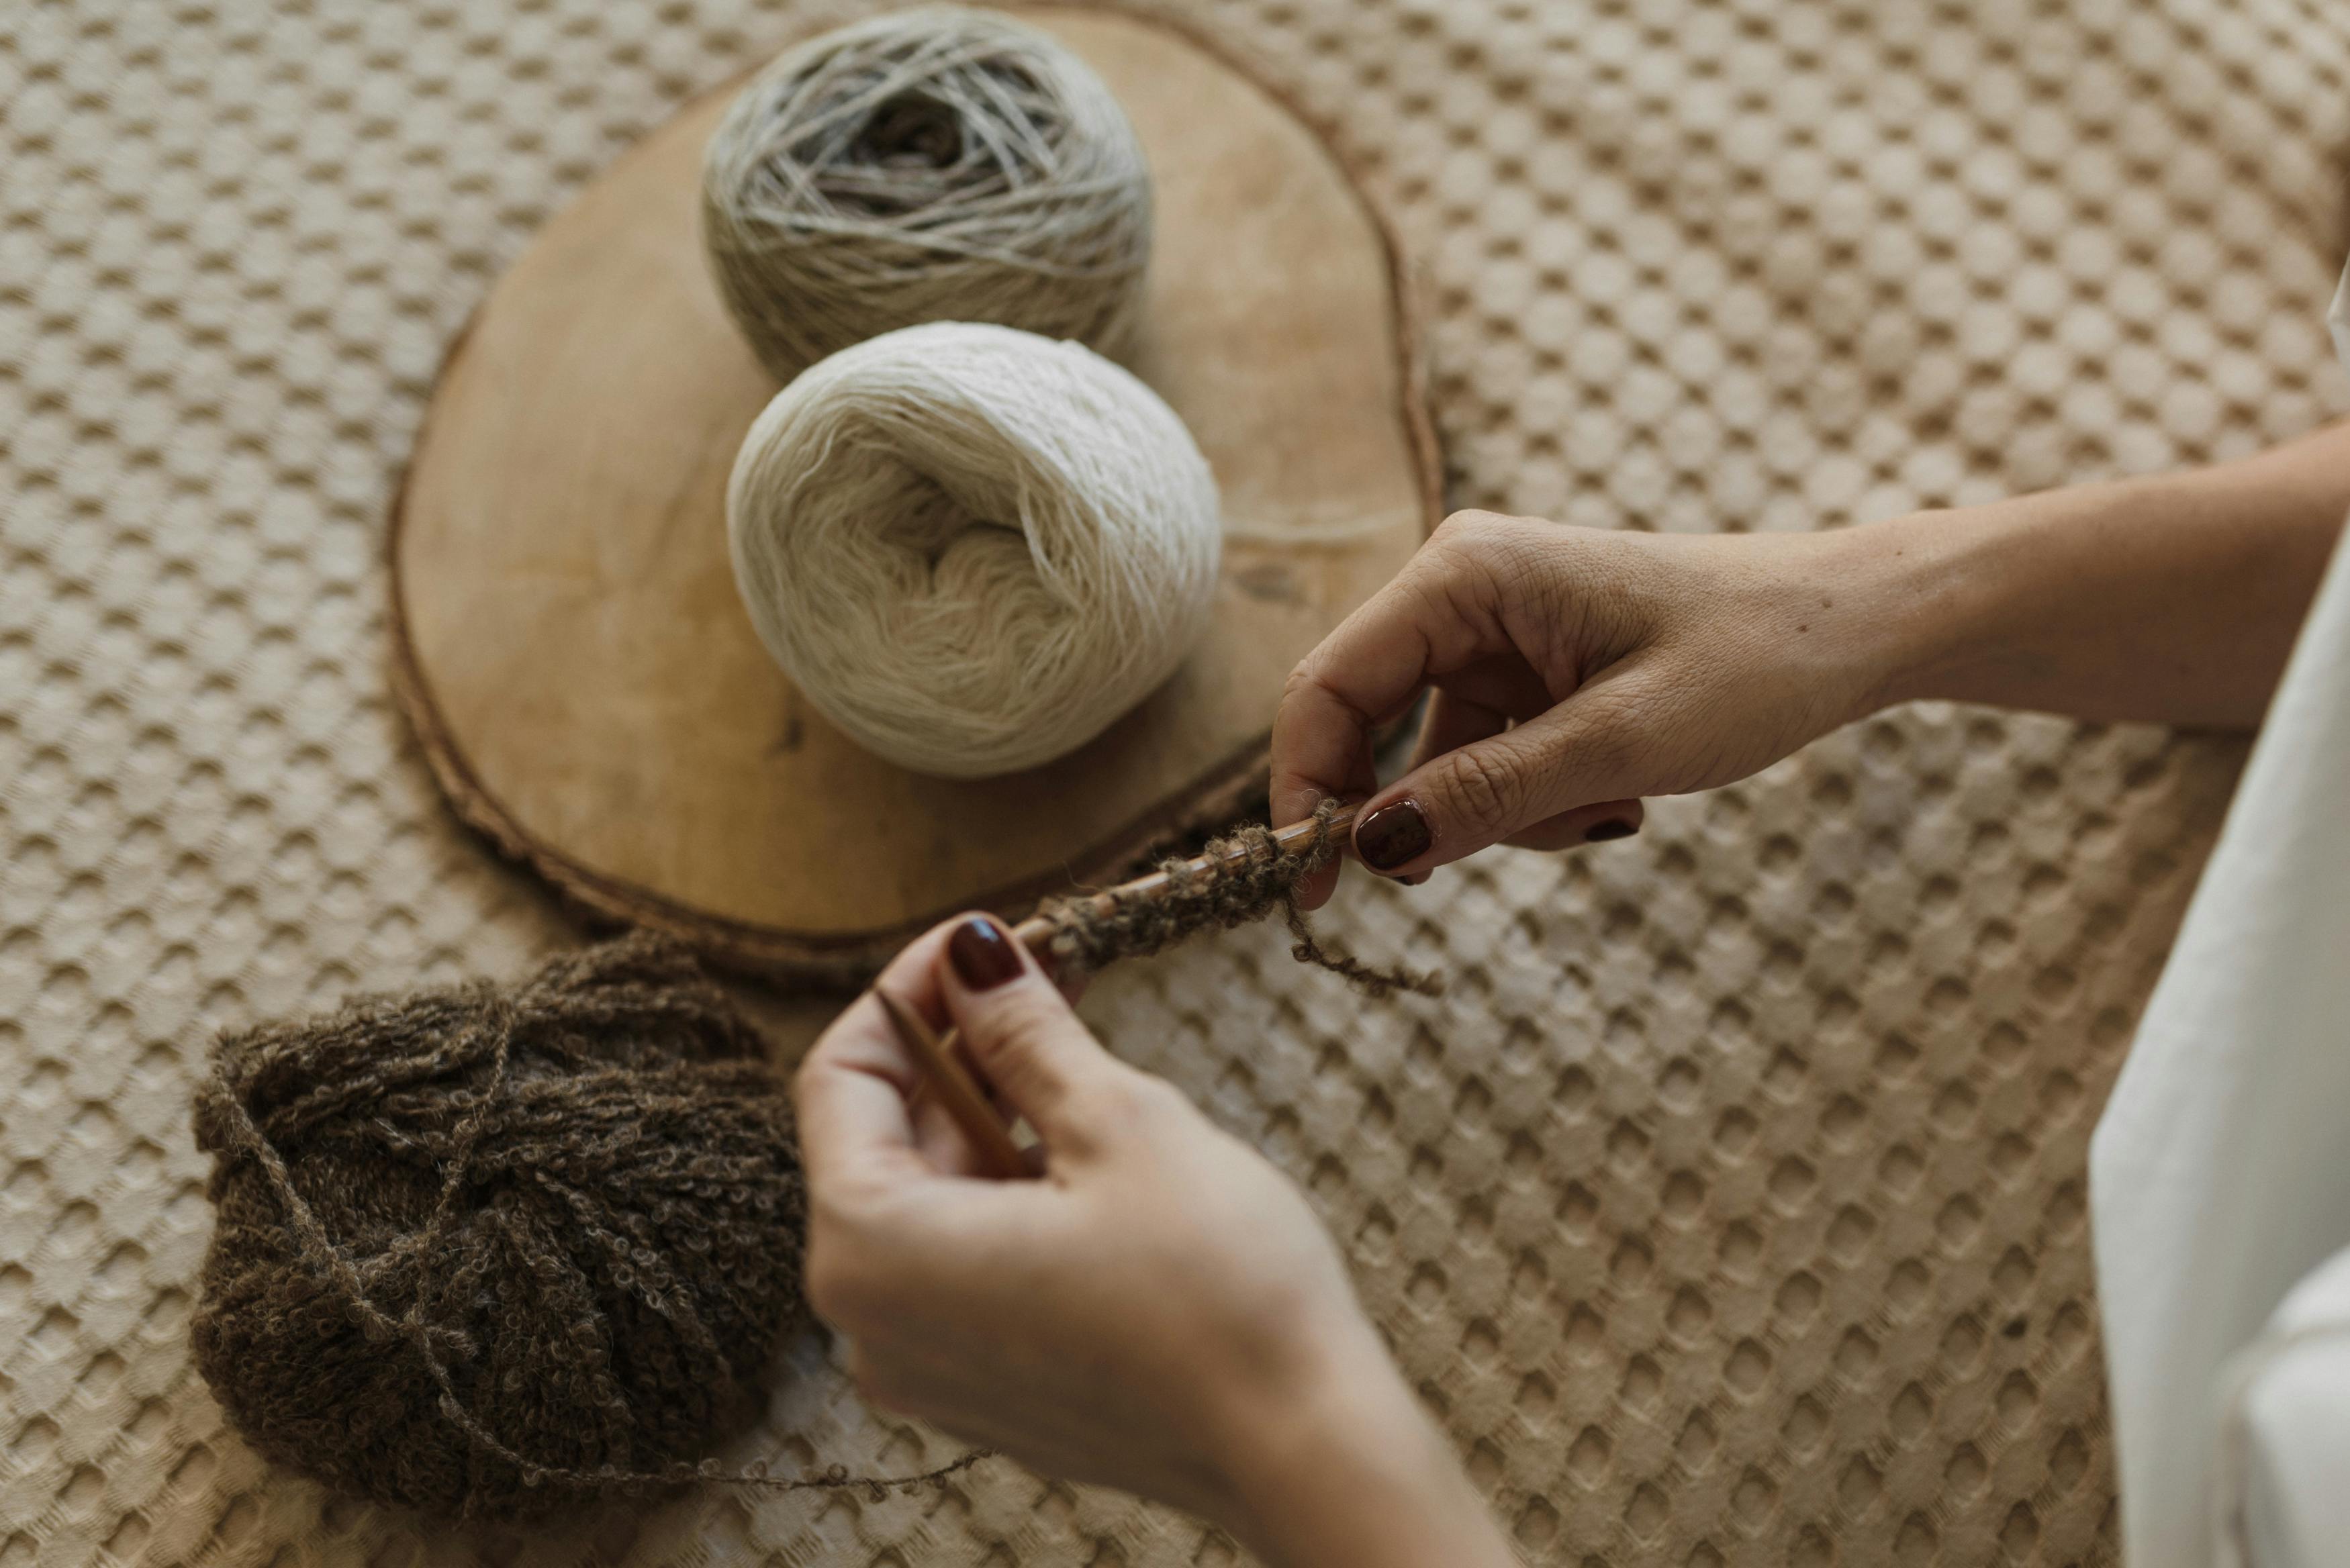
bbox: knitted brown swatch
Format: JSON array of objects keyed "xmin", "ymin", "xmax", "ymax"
[
  {"xmin": 1033, "ymin": 799, "xmax": 1443, "ymax": 998},
  {"xmin": 190, "ymin": 934, "xmax": 975, "ymax": 1522}
]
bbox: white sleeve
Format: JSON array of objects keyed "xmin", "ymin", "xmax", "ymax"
[
  {"xmin": 2214, "ymin": 1246, "xmax": 2350, "ymax": 1568},
  {"xmin": 2087, "ymin": 474, "xmax": 2350, "ymax": 1558},
  {"xmin": 2330, "ymin": 258, "xmax": 2349, "ymax": 382}
]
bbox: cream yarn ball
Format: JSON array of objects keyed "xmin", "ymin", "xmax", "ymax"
[
  {"xmin": 701, "ymin": 6, "xmax": 1154, "ymax": 381},
  {"xmin": 726, "ymin": 322, "xmax": 1221, "ymax": 779}
]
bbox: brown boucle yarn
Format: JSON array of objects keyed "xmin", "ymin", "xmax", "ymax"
[
  {"xmin": 189, "ymin": 935, "xmax": 968, "ymax": 1521},
  {"xmin": 1035, "ymin": 800, "xmax": 1443, "ymax": 998}
]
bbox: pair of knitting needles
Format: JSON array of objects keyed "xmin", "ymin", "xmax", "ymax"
[{"xmin": 874, "ymin": 803, "xmax": 1366, "ymax": 1177}]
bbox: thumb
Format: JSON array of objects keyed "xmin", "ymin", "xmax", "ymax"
[
  {"xmin": 1352, "ymin": 679, "xmax": 1654, "ymax": 876},
  {"xmin": 935, "ymin": 914, "xmax": 1113, "ymax": 1147}
]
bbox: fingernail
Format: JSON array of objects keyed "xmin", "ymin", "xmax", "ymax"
[
  {"xmin": 1355, "ymin": 799, "xmax": 1431, "ymax": 872},
  {"xmin": 1584, "ymin": 818, "xmax": 1638, "ymax": 842},
  {"xmin": 947, "ymin": 916, "xmax": 1023, "ymax": 991}
]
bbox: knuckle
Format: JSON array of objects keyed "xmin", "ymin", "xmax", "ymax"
[
  {"xmin": 1423, "ymin": 513, "xmax": 1558, "ymax": 626},
  {"xmin": 1125, "ymin": 1071, "xmax": 1194, "ymax": 1123},
  {"xmin": 1439, "ymin": 744, "xmax": 1523, "ymax": 840},
  {"xmin": 1069, "ymin": 1071, "xmax": 1158, "ymax": 1137},
  {"xmin": 963, "ymin": 988, "xmax": 1067, "ymax": 1067},
  {"xmin": 1491, "ymin": 522, "xmax": 1556, "ymax": 583},
  {"xmin": 1080, "ymin": 1075, "xmax": 1144, "ymax": 1128},
  {"xmin": 1432, "ymin": 507, "xmax": 1502, "ymax": 544},
  {"xmin": 1564, "ymin": 687, "xmax": 1650, "ymax": 777}
]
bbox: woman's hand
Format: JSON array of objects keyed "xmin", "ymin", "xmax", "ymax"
[
  {"xmin": 796, "ymin": 916, "xmax": 1519, "ymax": 1568},
  {"xmin": 1274, "ymin": 509, "xmax": 1893, "ymax": 904},
  {"xmin": 1278, "ymin": 422, "xmax": 2350, "ymax": 906}
]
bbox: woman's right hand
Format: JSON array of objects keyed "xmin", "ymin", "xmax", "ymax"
[
  {"xmin": 1273, "ymin": 508, "xmax": 1900, "ymax": 905},
  {"xmin": 1278, "ymin": 423, "xmax": 2350, "ymax": 908}
]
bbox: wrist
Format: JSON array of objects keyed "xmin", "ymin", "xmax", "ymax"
[
  {"xmin": 1206, "ymin": 1325, "xmax": 1516, "ymax": 1568},
  {"xmin": 1830, "ymin": 498, "xmax": 2068, "ymax": 716},
  {"xmin": 1747, "ymin": 516, "xmax": 1958, "ymax": 731},
  {"xmin": 1858, "ymin": 450, "xmax": 2343, "ymax": 726}
]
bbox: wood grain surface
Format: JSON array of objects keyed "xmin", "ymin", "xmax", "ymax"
[{"xmin": 389, "ymin": 5, "xmax": 1438, "ymax": 980}]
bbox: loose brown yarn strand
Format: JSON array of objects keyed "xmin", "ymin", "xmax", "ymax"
[
  {"xmin": 1033, "ymin": 800, "xmax": 1444, "ymax": 998},
  {"xmin": 191, "ymin": 935, "xmax": 984, "ymax": 1521},
  {"xmin": 193, "ymin": 818, "xmax": 1429, "ymax": 1519}
]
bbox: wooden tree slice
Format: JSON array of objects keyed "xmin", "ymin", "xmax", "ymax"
[{"xmin": 390, "ymin": 5, "xmax": 1439, "ymax": 983}]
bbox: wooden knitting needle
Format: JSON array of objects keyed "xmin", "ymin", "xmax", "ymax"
[
  {"xmin": 874, "ymin": 988, "xmax": 1030, "ymax": 1180},
  {"xmin": 1005, "ymin": 801, "xmax": 1362, "ymax": 953},
  {"xmin": 899, "ymin": 804, "xmax": 1363, "ymax": 1175}
]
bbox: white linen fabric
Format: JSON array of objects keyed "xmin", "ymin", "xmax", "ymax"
[
  {"xmin": 2217, "ymin": 1243, "xmax": 2350, "ymax": 1568},
  {"xmin": 2090, "ymin": 256, "xmax": 2350, "ymax": 1568},
  {"xmin": 2331, "ymin": 263, "xmax": 2349, "ymax": 384}
]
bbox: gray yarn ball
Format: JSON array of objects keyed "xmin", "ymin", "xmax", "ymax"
[{"xmin": 701, "ymin": 6, "xmax": 1155, "ymax": 381}]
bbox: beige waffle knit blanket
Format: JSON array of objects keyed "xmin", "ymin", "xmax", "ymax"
[{"xmin": 3, "ymin": 1, "xmax": 2347, "ymax": 1564}]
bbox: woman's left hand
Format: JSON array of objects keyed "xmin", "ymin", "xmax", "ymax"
[{"xmin": 794, "ymin": 914, "xmax": 1521, "ymax": 1568}]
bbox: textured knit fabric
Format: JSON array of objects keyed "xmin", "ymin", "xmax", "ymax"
[{"xmin": 2, "ymin": 1, "xmax": 2348, "ymax": 1564}]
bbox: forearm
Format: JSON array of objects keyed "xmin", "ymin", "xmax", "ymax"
[{"xmin": 1856, "ymin": 420, "xmax": 2350, "ymax": 728}]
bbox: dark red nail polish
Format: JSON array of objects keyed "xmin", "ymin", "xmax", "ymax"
[
  {"xmin": 1355, "ymin": 799, "xmax": 1431, "ymax": 871},
  {"xmin": 1584, "ymin": 818, "xmax": 1638, "ymax": 842},
  {"xmin": 947, "ymin": 916, "xmax": 1023, "ymax": 991}
]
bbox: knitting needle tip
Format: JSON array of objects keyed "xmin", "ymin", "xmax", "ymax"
[{"xmin": 873, "ymin": 987, "xmax": 1029, "ymax": 1181}]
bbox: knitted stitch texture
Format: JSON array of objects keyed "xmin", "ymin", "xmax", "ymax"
[
  {"xmin": 1033, "ymin": 801, "xmax": 1442, "ymax": 998},
  {"xmin": 189, "ymin": 936, "xmax": 812, "ymax": 1521}
]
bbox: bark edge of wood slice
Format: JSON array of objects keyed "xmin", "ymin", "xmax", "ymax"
[{"xmin": 389, "ymin": 5, "xmax": 1440, "ymax": 985}]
